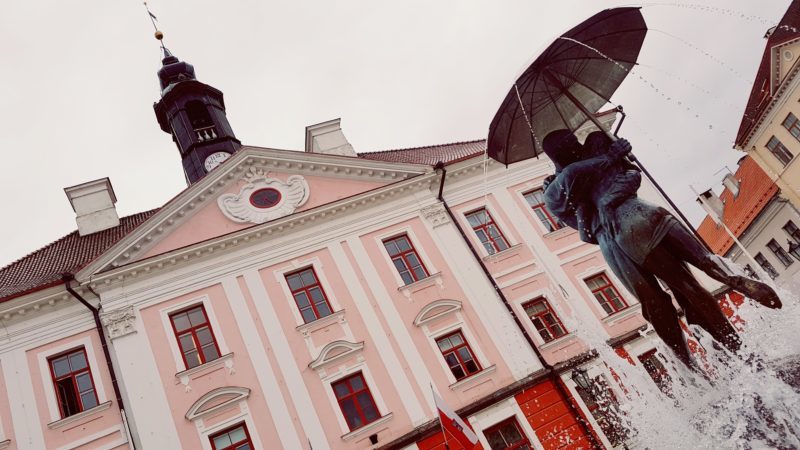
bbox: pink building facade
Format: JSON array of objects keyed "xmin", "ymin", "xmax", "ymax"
[{"xmin": 0, "ymin": 52, "xmax": 672, "ymax": 450}]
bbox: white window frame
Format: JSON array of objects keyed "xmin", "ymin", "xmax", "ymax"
[
  {"xmin": 321, "ymin": 362, "xmax": 389, "ymax": 435},
  {"xmin": 423, "ymin": 312, "xmax": 491, "ymax": 385},
  {"xmin": 458, "ymin": 202, "xmax": 517, "ymax": 257},
  {"xmin": 273, "ymin": 256, "xmax": 343, "ymax": 326},
  {"xmin": 373, "ymin": 226, "xmax": 438, "ymax": 288},
  {"xmin": 159, "ymin": 294, "xmax": 230, "ymax": 373},
  {"xmin": 37, "ymin": 336, "xmax": 108, "ymax": 422}
]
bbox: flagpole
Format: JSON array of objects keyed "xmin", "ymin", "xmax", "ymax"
[{"xmin": 431, "ymin": 384, "xmax": 450, "ymax": 450}]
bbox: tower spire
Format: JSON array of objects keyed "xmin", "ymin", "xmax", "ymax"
[{"xmin": 149, "ymin": 5, "xmax": 241, "ymax": 185}]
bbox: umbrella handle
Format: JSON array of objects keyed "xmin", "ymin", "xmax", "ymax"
[{"xmin": 613, "ymin": 106, "xmax": 625, "ymax": 137}]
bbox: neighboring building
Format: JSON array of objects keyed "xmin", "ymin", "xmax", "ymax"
[
  {"xmin": 0, "ymin": 49, "xmax": 679, "ymax": 450},
  {"xmin": 696, "ymin": 155, "xmax": 800, "ymax": 292},
  {"xmin": 734, "ymin": 0, "xmax": 800, "ymax": 209}
]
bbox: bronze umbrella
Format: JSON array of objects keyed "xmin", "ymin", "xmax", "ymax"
[{"xmin": 487, "ymin": 7, "xmax": 646, "ymax": 164}]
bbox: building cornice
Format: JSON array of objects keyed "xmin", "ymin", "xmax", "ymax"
[{"xmin": 738, "ymin": 55, "xmax": 800, "ymax": 150}]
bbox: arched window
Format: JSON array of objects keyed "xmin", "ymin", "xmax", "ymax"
[{"xmin": 185, "ymin": 100, "xmax": 213, "ymax": 130}]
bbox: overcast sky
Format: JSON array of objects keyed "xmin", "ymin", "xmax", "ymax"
[{"xmin": 0, "ymin": 0, "xmax": 790, "ymax": 267}]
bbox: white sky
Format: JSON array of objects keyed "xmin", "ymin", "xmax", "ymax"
[{"xmin": 0, "ymin": 0, "xmax": 790, "ymax": 267}]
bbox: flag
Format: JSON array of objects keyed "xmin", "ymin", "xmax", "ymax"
[{"xmin": 433, "ymin": 390, "xmax": 479, "ymax": 449}]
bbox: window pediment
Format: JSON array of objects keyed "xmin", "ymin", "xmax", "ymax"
[
  {"xmin": 413, "ymin": 299, "xmax": 462, "ymax": 326},
  {"xmin": 185, "ymin": 386, "xmax": 250, "ymax": 421},
  {"xmin": 308, "ymin": 340, "xmax": 364, "ymax": 370}
]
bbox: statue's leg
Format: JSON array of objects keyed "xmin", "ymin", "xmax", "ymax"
[
  {"xmin": 637, "ymin": 282, "xmax": 696, "ymax": 369},
  {"xmin": 643, "ymin": 246, "xmax": 742, "ymax": 354},
  {"xmin": 661, "ymin": 223, "xmax": 781, "ymax": 309}
]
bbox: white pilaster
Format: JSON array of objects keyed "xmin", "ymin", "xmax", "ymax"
[
  {"xmin": 2, "ymin": 350, "xmax": 45, "ymax": 450},
  {"xmin": 328, "ymin": 241, "xmax": 427, "ymax": 424},
  {"xmin": 242, "ymin": 270, "xmax": 330, "ymax": 450},
  {"xmin": 221, "ymin": 277, "xmax": 303, "ymax": 450}
]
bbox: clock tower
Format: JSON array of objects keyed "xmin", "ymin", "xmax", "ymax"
[{"xmin": 154, "ymin": 48, "xmax": 241, "ymax": 184}]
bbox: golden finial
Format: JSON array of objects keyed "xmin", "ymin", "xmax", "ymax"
[{"xmin": 143, "ymin": 1, "xmax": 166, "ymax": 49}]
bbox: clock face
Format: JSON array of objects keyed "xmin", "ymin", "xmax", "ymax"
[{"xmin": 203, "ymin": 151, "xmax": 231, "ymax": 172}]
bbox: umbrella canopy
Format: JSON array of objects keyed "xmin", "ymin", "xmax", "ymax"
[{"xmin": 488, "ymin": 7, "xmax": 647, "ymax": 165}]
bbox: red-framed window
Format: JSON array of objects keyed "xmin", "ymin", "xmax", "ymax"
[
  {"xmin": 523, "ymin": 297, "xmax": 567, "ymax": 343},
  {"xmin": 383, "ymin": 234, "xmax": 429, "ymax": 285},
  {"xmin": 466, "ymin": 208, "xmax": 510, "ymax": 255},
  {"xmin": 638, "ymin": 349, "xmax": 672, "ymax": 395},
  {"xmin": 585, "ymin": 273, "xmax": 627, "ymax": 315},
  {"xmin": 484, "ymin": 417, "xmax": 532, "ymax": 450},
  {"xmin": 332, "ymin": 372, "xmax": 380, "ymax": 431},
  {"xmin": 210, "ymin": 422, "xmax": 254, "ymax": 450},
  {"xmin": 48, "ymin": 347, "xmax": 99, "ymax": 418},
  {"xmin": 286, "ymin": 267, "xmax": 334, "ymax": 323},
  {"xmin": 523, "ymin": 189, "xmax": 562, "ymax": 233},
  {"xmin": 169, "ymin": 304, "xmax": 222, "ymax": 369},
  {"xmin": 436, "ymin": 330, "xmax": 481, "ymax": 381}
]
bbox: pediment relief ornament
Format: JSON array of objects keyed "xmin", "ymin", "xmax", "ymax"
[
  {"xmin": 421, "ymin": 204, "xmax": 450, "ymax": 227},
  {"xmin": 413, "ymin": 299, "xmax": 462, "ymax": 326},
  {"xmin": 218, "ymin": 167, "xmax": 310, "ymax": 224},
  {"xmin": 309, "ymin": 340, "xmax": 364, "ymax": 370}
]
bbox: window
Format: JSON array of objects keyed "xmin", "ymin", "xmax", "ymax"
[
  {"xmin": 784, "ymin": 220, "xmax": 800, "ymax": 243},
  {"xmin": 436, "ymin": 331, "xmax": 481, "ymax": 381},
  {"xmin": 585, "ymin": 273, "xmax": 627, "ymax": 315},
  {"xmin": 523, "ymin": 297, "xmax": 567, "ymax": 343},
  {"xmin": 169, "ymin": 304, "xmax": 221, "ymax": 369},
  {"xmin": 286, "ymin": 267, "xmax": 333, "ymax": 323},
  {"xmin": 638, "ymin": 349, "xmax": 672, "ymax": 395},
  {"xmin": 383, "ymin": 234, "xmax": 429, "ymax": 284},
  {"xmin": 766, "ymin": 136, "xmax": 794, "ymax": 166},
  {"xmin": 48, "ymin": 348, "xmax": 98, "ymax": 418},
  {"xmin": 767, "ymin": 239, "xmax": 793, "ymax": 267},
  {"xmin": 332, "ymin": 372, "xmax": 380, "ymax": 431},
  {"xmin": 210, "ymin": 423, "xmax": 253, "ymax": 450},
  {"xmin": 783, "ymin": 112, "xmax": 800, "ymax": 141},
  {"xmin": 466, "ymin": 209, "xmax": 510, "ymax": 255},
  {"xmin": 484, "ymin": 417, "xmax": 532, "ymax": 450},
  {"xmin": 755, "ymin": 253, "xmax": 778, "ymax": 279},
  {"xmin": 523, "ymin": 189, "xmax": 562, "ymax": 232}
]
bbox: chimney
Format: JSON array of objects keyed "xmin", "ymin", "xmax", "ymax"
[
  {"xmin": 721, "ymin": 173, "xmax": 740, "ymax": 198},
  {"xmin": 696, "ymin": 188, "xmax": 724, "ymax": 224},
  {"xmin": 305, "ymin": 118, "xmax": 356, "ymax": 157},
  {"xmin": 64, "ymin": 178, "xmax": 120, "ymax": 236}
]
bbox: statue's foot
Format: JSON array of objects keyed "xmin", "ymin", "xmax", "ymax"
[{"xmin": 729, "ymin": 276, "xmax": 782, "ymax": 309}]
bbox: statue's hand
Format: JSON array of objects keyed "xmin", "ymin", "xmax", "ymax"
[{"xmin": 609, "ymin": 138, "xmax": 632, "ymax": 159}]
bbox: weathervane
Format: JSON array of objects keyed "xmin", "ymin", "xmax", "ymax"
[{"xmin": 143, "ymin": 1, "xmax": 166, "ymax": 51}]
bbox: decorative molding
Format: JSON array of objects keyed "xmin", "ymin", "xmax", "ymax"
[
  {"xmin": 296, "ymin": 309, "xmax": 347, "ymax": 337},
  {"xmin": 413, "ymin": 299, "xmax": 462, "ymax": 327},
  {"xmin": 420, "ymin": 203, "xmax": 450, "ymax": 227},
  {"xmin": 340, "ymin": 413, "xmax": 394, "ymax": 442},
  {"xmin": 185, "ymin": 386, "xmax": 250, "ymax": 421},
  {"xmin": 175, "ymin": 352, "xmax": 235, "ymax": 388},
  {"xmin": 398, "ymin": 272, "xmax": 444, "ymax": 299},
  {"xmin": 309, "ymin": 340, "xmax": 364, "ymax": 370},
  {"xmin": 0, "ymin": 439, "xmax": 9, "ymax": 449},
  {"xmin": 218, "ymin": 168, "xmax": 310, "ymax": 224},
  {"xmin": 99, "ymin": 306, "xmax": 136, "ymax": 340},
  {"xmin": 47, "ymin": 401, "xmax": 112, "ymax": 430},
  {"xmin": 449, "ymin": 364, "xmax": 497, "ymax": 391}
]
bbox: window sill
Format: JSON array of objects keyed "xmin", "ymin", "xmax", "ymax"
[
  {"xmin": 482, "ymin": 243, "xmax": 524, "ymax": 263},
  {"xmin": 175, "ymin": 352, "xmax": 234, "ymax": 381},
  {"xmin": 543, "ymin": 226, "xmax": 573, "ymax": 239},
  {"xmin": 296, "ymin": 309, "xmax": 346, "ymax": 336},
  {"xmin": 47, "ymin": 401, "xmax": 112, "ymax": 430},
  {"xmin": 449, "ymin": 364, "xmax": 497, "ymax": 391},
  {"xmin": 539, "ymin": 333, "xmax": 576, "ymax": 351},
  {"xmin": 398, "ymin": 272, "xmax": 443, "ymax": 296},
  {"xmin": 340, "ymin": 413, "xmax": 394, "ymax": 442},
  {"xmin": 601, "ymin": 303, "xmax": 642, "ymax": 326},
  {"xmin": 0, "ymin": 439, "xmax": 10, "ymax": 449}
]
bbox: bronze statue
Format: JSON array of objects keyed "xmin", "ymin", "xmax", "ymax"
[{"xmin": 542, "ymin": 130, "xmax": 781, "ymax": 369}]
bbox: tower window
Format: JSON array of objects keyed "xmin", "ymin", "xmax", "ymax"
[{"xmin": 186, "ymin": 101, "xmax": 214, "ymax": 129}]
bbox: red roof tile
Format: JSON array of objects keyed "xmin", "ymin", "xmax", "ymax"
[
  {"xmin": 735, "ymin": 0, "xmax": 800, "ymax": 147},
  {"xmin": 358, "ymin": 140, "xmax": 486, "ymax": 166},
  {"xmin": 0, "ymin": 210, "xmax": 159, "ymax": 302},
  {"xmin": 696, "ymin": 157, "xmax": 779, "ymax": 254}
]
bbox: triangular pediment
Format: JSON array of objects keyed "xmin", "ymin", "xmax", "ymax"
[
  {"xmin": 80, "ymin": 146, "xmax": 429, "ymax": 275},
  {"xmin": 772, "ymin": 37, "xmax": 800, "ymax": 94}
]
